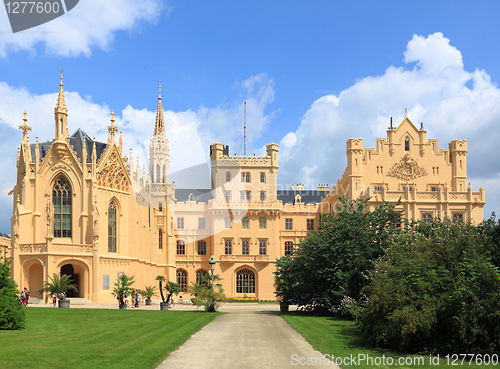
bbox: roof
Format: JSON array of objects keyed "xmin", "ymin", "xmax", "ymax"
[
  {"xmin": 30, "ymin": 129, "xmax": 108, "ymax": 163},
  {"xmin": 0, "ymin": 232, "xmax": 10, "ymax": 239},
  {"xmin": 277, "ymin": 190, "xmax": 329, "ymax": 205},
  {"xmin": 175, "ymin": 189, "xmax": 213, "ymax": 203}
]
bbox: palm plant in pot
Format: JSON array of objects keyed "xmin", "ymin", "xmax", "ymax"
[
  {"xmin": 112, "ymin": 273, "xmax": 135, "ymax": 309},
  {"xmin": 155, "ymin": 275, "xmax": 169, "ymax": 310},
  {"xmin": 164, "ymin": 281, "xmax": 180, "ymax": 308},
  {"xmin": 138, "ymin": 285, "xmax": 157, "ymax": 305},
  {"xmin": 38, "ymin": 273, "xmax": 77, "ymax": 308}
]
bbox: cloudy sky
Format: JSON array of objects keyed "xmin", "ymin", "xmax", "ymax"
[{"xmin": 1, "ymin": 1, "xmax": 499, "ymax": 233}]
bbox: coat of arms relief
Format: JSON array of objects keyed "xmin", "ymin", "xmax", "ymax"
[{"xmin": 387, "ymin": 154, "xmax": 428, "ymax": 181}]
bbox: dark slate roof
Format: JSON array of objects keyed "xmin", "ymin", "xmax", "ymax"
[
  {"xmin": 0, "ymin": 232, "xmax": 10, "ymax": 239},
  {"xmin": 175, "ymin": 189, "xmax": 213, "ymax": 203},
  {"xmin": 277, "ymin": 190, "xmax": 329, "ymax": 205},
  {"xmin": 30, "ymin": 129, "xmax": 107, "ymax": 163}
]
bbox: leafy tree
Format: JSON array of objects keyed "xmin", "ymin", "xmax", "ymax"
[
  {"xmin": 188, "ymin": 273, "xmax": 225, "ymax": 312},
  {"xmin": 483, "ymin": 212, "xmax": 500, "ymax": 268},
  {"xmin": 274, "ymin": 198, "xmax": 401, "ymax": 312},
  {"xmin": 0, "ymin": 258, "xmax": 25, "ymax": 330},
  {"xmin": 38, "ymin": 273, "xmax": 77, "ymax": 300},
  {"xmin": 112, "ymin": 274, "xmax": 135, "ymax": 305},
  {"xmin": 360, "ymin": 218, "xmax": 500, "ymax": 354}
]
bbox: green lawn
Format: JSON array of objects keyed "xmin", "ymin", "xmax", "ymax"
[
  {"xmin": 0, "ymin": 308, "xmax": 220, "ymax": 369},
  {"xmin": 281, "ymin": 312, "xmax": 496, "ymax": 369}
]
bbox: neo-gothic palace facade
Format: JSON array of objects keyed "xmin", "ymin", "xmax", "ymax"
[{"xmin": 6, "ymin": 75, "xmax": 485, "ymax": 304}]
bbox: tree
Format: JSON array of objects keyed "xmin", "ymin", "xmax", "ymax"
[
  {"xmin": 0, "ymin": 258, "xmax": 25, "ymax": 330},
  {"xmin": 274, "ymin": 197, "xmax": 401, "ymax": 312},
  {"xmin": 112, "ymin": 274, "xmax": 135, "ymax": 306},
  {"xmin": 38, "ymin": 273, "xmax": 77, "ymax": 300},
  {"xmin": 188, "ymin": 273, "xmax": 225, "ymax": 312},
  {"xmin": 164, "ymin": 281, "xmax": 180, "ymax": 305},
  {"xmin": 138, "ymin": 285, "xmax": 157, "ymax": 300},
  {"xmin": 360, "ymin": 218, "xmax": 500, "ymax": 354},
  {"xmin": 155, "ymin": 275, "xmax": 166, "ymax": 303},
  {"xmin": 483, "ymin": 212, "xmax": 500, "ymax": 268}
]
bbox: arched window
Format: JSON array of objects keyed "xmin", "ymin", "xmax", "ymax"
[
  {"xmin": 162, "ymin": 165, "xmax": 166, "ymax": 184},
  {"xmin": 405, "ymin": 139, "xmax": 410, "ymax": 151},
  {"xmin": 176, "ymin": 269, "xmax": 187, "ymax": 292},
  {"xmin": 156, "ymin": 164, "xmax": 160, "ymax": 183},
  {"xmin": 108, "ymin": 201, "xmax": 117, "ymax": 252},
  {"xmin": 236, "ymin": 269, "xmax": 255, "ymax": 294},
  {"xmin": 53, "ymin": 175, "xmax": 72, "ymax": 237},
  {"xmin": 158, "ymin": 230, "xmax": 163, "ymax": 250},
  {"xmin": 422, "ymin": 212, "xmax": 432, "ymax": 222},
  {"xmin": 196, "ymin": 270, "xmax": 208, "ymax": 285}
]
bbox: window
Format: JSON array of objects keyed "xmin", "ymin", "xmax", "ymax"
[
  {"xmin": 236, "ymin": 269, "xmax": 255, "ymax": 293},
  {"xmin": 246, "ymin": 173, "xmax": 250, "ymax": 182},
  {"xmin": 260, "ymin": 172, "xmax": 265, "ymax": 183},
  {"xmin": 285, "ymin": 241, "xmax": 293, "ymax": 256},
  {"xmin": 242, "ymin": 240, "xmax": 249, "ymax": 255},
  {"xmin": 422, "ymin": 213, "xmax": 432, "ymax": 222},
  {"xmin": 259, "ymin": 217, "xmax": 266, "ymax": 229},
  {"xmin": 159, "ymin": 203, "xmax": 163, "ymax": 211},
  {"xmin": 225, "ymin": 216, "xmax": 232, "ymax": 228},
  {"xmin": 176, "ymin": 270, "xmax": 187, "ymax": 292},
  {"xmin": 196, "ymin": 270, "xmax": 208, "ymax": 285},
  {"xmin": 307, "ymin": 219, "xmax": 314, "ymax": 231},
  {"xmin": 242, "ymin": 217, "xmax": 249, "ymax": 229},
  {"xmin": 285, "ymin": 218, "xmax": 293, "ymax": 230},
  {"xmin": 405, "ymin": 139, "xmax": 410, "ymax": 151},
  {"xmin": 453, "ymin": 213, "xmax": 463, "ymax": 223},
  {"xmin": 177, "ymin": 217, "xmax": 184, "ymax": 229},
  {"xmin": 403, "ymin": 187, "xmax": 413, "ymax": 192},
  {"xmin": 108, "ymin": 201, "xmax": 117, "ymax": 252},
  {"xmin": 374, "ymin": 186, "xmax": 383, "ymax": 192},
  {"xmin": 259, "ymin": 240, "xmax": 267, "ymax": 255},
  {"xmin": 158, "ymin": 230, "xmax": 163, "ymax": 250},
  {"xmin": 198, "ymin": 217, "xmax": 205, "ymax": 229},
  {"xmin": 197, "ymin": 240, "xmax": 206, "ymax": 255},
  {"xmin": 176, "ymin": 240, "xmax": 185, "ymax": 255},
  {"xmin": 260, "ymin": 191, "xmax": 265, "ymax": 202},
  {"xmin": 53, "ymin": 175, "xmax": 72, "ymax": 238},
  {"xmin": 241, "ymin": 191, "xmax": 250, "ymax": 202},
  {"xmin": 431, "ymin": 187, "xmax": 439, "ymax": 192},
  {"xmin": 226, "ymin": 172, "xmax": 231, "ymax": 182},
  {"xmin": 225, "ymin": 239, "xmax": 232, "ymax": 255},
  {"xmin": 225, "ymin": 191, "xmax": 231, "ymax": 202},
  {"xmin": 163, "ymin": 165, "xmax": 166, "ymax": 184},
  {"xmin": 156, "ymin": 164, "xmax": 161, "ymax": 183}
]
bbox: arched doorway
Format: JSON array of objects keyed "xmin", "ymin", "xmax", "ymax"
[
  {"xmin": 61, "ymin": 264, "xmax": 80, "ymax": 297},
  {"xmin": 26, "ymin": 261, "xmax": 44, "ymax": 298}
]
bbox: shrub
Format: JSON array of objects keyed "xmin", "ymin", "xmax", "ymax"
[
  {"xmin": 360, "ymin": 218, "xmax": 500, "ymax": 354},
  {"xmin": 0, "ymin": 258, "xmax": 25, "ymax": 330}
]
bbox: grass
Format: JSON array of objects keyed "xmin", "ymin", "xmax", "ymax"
[
  {"xmin": 0, "ymin": 308, "xmax": 220, "ymax": 369},
  {"xmin": 281, "ymin": 312, "xmax": 495, "ymax": 369}
]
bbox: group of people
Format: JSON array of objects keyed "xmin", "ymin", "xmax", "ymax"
[
  {"xmin": 19, "ymin": 287, "xmax": 30, "ymax": 306},
  {"xmin": 124, "ymin": 289, "xmax": 142, "ymax": 307}
]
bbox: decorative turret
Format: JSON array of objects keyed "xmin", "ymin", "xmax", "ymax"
[
  {"xmin": 149, "ymin": 85, "xmax": 170, "ymax": 186},
  {"xmin": 54, "ymin": 69, "xmax": 69, "ymax": 141},
  {"xmin": 449, "ymin": 139, "xmax": 468, "ymax": 191},
  {"xmin": 107, "ymin": 111, "xmax": 118, "ymax": 145}
]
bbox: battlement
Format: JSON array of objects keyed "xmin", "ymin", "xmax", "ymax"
[
  {"xmin": 449, "ymin": 139, "xmax": 468, "ymax": 152},
  {"xmin": 347, "ymin": 138, "xmax": 363, "ymax": 150}
]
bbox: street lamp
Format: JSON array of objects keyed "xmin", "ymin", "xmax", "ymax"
[{"xmin": 209, "ymin": 256, "xmax": 215, "ymax": 292}]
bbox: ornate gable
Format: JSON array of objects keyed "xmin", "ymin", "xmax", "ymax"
[
  {"xmin": 39, "ymin": 141, "xmax": 82, "ymax": 176},
  {"xmin": 387, "ymin": 154, "xmax": 428, "ymax": 181},
  {"xmin": 97, "ymin": 145, "xmax": 131, "ymax": 192}
]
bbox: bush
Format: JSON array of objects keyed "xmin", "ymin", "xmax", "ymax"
[
  {"xmin": 360, "ymin": 218, "xmax": 500, "ymax": 354},
  {"xmin": 0, "ymin": 258, "xmax": 25, "ymax": 330}
]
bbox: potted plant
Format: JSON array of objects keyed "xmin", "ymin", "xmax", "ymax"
[
  {"xmin": 164, "ymin": 281, "xmax": 180, "ymax": 308},
  {"xmin": 138, "ymin": 285, "xmax": 157, "ymax": 305},
  {"xmin": 112, "ymin": 273, "xmax": 135, "ymax": 309},
  {"xmin": 155, "ymin": 275, "xmax": 169, "ymax": 310},
  {"xmin": 38, "ymin": 273, "xmax": 77, "ymax": 308},
  {"xmin": 188, "ymin": 273, "xmax": 225, "ymax": 312}
]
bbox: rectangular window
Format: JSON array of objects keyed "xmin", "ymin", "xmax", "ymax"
[
  {"xmin": 226, "ymin": 172, "xmax": 231, "ymax": 182},
  {"xmin": 225, "ymin": 239, "xmax": 232, "ymax": 255},
  {"xmin": 246, "ymin": 191, "xmax": 251, "ymax": 202},
  {"xmin": 225, "ymin": 216, "xmax": 232, "ymax": 229},
  {"xmin": 198, "ymin": 217, "xmax": 205, "ymax": 229},
  {"xmin": 260, "ymin": 191, "xmax": 265, "ymax": 202},
  {"xmin": 374, "ymin": 186, "xmax": 383, "ymax": 192},
  {"xmin": 307, "ymin": 219, "xmax": 314, "ymax": 231},
  {"xmin": 421, "ymin": 212, "xmax": 432, "ymax": 222},
  {"xmin": 259, "ymin": 240, "xmax": 267, "ymax": 255},
  {"xmin": 242, "ymin": 240, "xmax": 249, "ymax": 255},
  {"xmin": 259, "ymin": 217, "xmax": 266, "ymax": 229},
  {"xmin": 453, "ymin": 213, "xmax": 464, "ymax": 223},
  {"xmin": 431, "ymin": 187, "xmax": 439, "ymax": 192},
  {"xmin": 240, "ymin": 191, "xmax": 245, "ymax": 202},
  {"xmin": 197, "ymin": 240, "xmax": 207, "ymax": 255},
  {"xmin": 225, "ymin": 191, "xmax": 231, "ymax": 201},
  {"xmin": 176, "ymin": 240, "xmax": 185, "ymax": 255},
  {"xmin": 260, "ymin": 172, "xmax": 265, "ymax": 183},
  {"xmin": 242, "ymin": 217, "xmax": 249, "ymax": 229},
  {"xmin": 245, "ymin": 173, "xmax": 250, "ymax": 182},
  {"xmin": 242, "ymin": 191, "xmax": 250, "ymax": 202},
  {"xmin": 284, "ymin": 241, "xmax": 293, "ymax": 256},
  {"xmin": 285, "ymin": 218, "xmax": 293, "ymax": 230},
  {"xmin": 177, "ymin": 217, "xmax": 184, "ymax": 229}
]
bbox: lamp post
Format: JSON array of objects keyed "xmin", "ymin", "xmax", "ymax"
[{"xmin": 209, "ymin": 256, "xmax": 215, "ymax": 292}]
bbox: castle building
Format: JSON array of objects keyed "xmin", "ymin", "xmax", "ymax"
[{"xmin": 7, "ymin": 76, "xmax": 485, "ymax": 304}]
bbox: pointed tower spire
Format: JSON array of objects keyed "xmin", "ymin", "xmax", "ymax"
[
  {"xmin": 107, "ymin": 111, "xmax": 118, "ymax": 144},
  {"xmin": 54, "ymin": 69, "xmax": 69, "ymax": 140},
  {"xmin": 154, "ymin": 84, "xmax": 165, "ymax": 136},
  {"xmin": 19, "ymin": 110, "xmax": 32, "ymax": 139}
]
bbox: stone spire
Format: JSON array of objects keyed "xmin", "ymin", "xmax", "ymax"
[
  {"xmin": 54, "ymin": 69, "xmax": 69, "ymax": 140},
  {"xmin": 19, "ymin": 110, "xmax": 32, "ymax": 139},
  {"xmin": 107, "ymin": 111, "xmax": 118, "ymax": 144},
  {"xmin": 153, "ymin": 84, "xmax": 165, "ymax": 136}
]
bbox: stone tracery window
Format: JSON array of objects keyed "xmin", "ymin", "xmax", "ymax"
[
  {"xmin": 176, "ymin": 269, "xmax": 187, "ymax": 292},
  {"xmin": 236, "ymin": 268, "xmax": 255, "ymax": 294},
  {"xmin": 196, "ymin": 270, "xmax": 208, "ymax": 285},
  {"xmin": 108, "ymin": 201, "xmax": 117, "ymax": 252},
  {"xmin": 53, "ymin": 175, "xmax": 72, "ymax": 238}
]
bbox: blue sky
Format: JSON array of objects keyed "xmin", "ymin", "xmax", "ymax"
[{"xmin": 1, "ymin": 0, "xmax": 500, "ymax": 233}]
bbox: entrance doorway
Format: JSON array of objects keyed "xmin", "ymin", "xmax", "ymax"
[{"xmin": 61, "ymin": 264, "xmax": 79, "ymax": 297}]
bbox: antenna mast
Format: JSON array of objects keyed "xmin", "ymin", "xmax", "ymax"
[{"xmin": 244, "ymin": 100, "xmax": 247, "ymax": 156}]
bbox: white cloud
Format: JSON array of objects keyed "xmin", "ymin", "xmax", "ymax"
[
  {"xmin": 0, "ymin": 0, "xmax": 165, "ymax": 57},
  {"xmin": 278, "ymin": 32, "xmax": 500, "ymax": 218}
]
